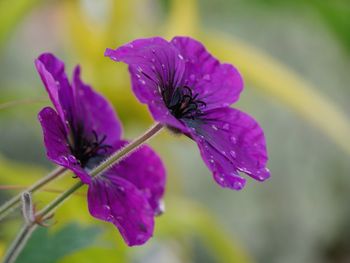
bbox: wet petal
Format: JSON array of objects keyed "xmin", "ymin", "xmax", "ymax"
[
  {"xmin": 109, "ymin": 141, "xmax": 166, "ymax": 215},
  {"xmin": 187, "ymin": 107, "xmax": 270, "ymax": 190},
  {"xmin": 38, "ymin": 107, "xmax": 91, "ymax": 184},
  {"xmin": 105, "ymin": 37, "xmax": 187, "ymax": 131},
  {"xmin": 87, "ymin": 175, "xmax": 154, "ymax": 246},
  {"xmin": 35, "ymin": 53, "xmax": 75, "ymax": 131},
  {"xmin": 171, "ymin": 37, "xmax": 243, "ymax": 109},
  {"xmin": 72, "ymin": 66, "xmax": 122, "ymax": 145}
]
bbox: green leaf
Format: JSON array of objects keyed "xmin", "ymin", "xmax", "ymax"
[{"xmin": 16, "ymin": 222, "xmax": 101, "ymax": 263}]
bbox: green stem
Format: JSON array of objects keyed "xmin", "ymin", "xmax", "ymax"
[
  {"xmin": 0, "ymin": 167, "xmax": 66, "ymax": 221},
  {"xmin": 2, "ymin": 223, "xmax": 37, "ymax": 263},
  {"xmin": 3, "ymin": 123, "xmax": 164, "ymax": 262}
]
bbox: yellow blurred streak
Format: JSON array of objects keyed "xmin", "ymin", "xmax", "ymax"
[
  {"xmin": 202, "ymin": 33, "xmax": 350, "ymax": 155},
  {"xmin": 157, "ymin": 196, "xmax": 253, "ymax": 263},
  {"xmin": 0, "ymin": 242, "xmax": 4, "ymax": 259},
  {"xmin": 165, "ymin": 0, "xmax": 199, "ymax": 37}
]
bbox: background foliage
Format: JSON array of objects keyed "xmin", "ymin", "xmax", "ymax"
[{"xmin": 1, "ymin": 0, "xmax": 350, "ymax": 262}]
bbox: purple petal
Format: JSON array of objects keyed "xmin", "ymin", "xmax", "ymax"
[
  {"xmin": 87, "ymin": 175, "xmax": 154, "ymax": 246},
  {"xmin": 105, "ymin": 37, "xmax": 188, "ymax": 132},
  {"xmin": 188, "ymin": 107, "xmax": 270, "ymax": 190},
  {"xmin": 72, "ymin": 66, "xmax": 122, "ymax": 145},
  {"xmin": 171, "ymin": 37, "xmax": 243, "ymax": 109},
  {"xmin": 109, "ymin": 141, "xmax": 166, "ymax": 215},
  {"xmin": 35, "ymin": 53, "xmax": 75, "ymax": 132},
  {"xmin": 38, "ymin": 107, "xmax": 91, "ymax": 184}
]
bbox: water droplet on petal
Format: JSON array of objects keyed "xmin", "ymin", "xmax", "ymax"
[
  {"xmin": 178, "ymin": 54, "xmax": 184, "ymax": 60},
  {"xmin": 203, "ymin": 74, "xmax": 211, "ymax": 81},
  {"xmin": 211, "ymin": 124, "xmax": 218, "ymax": 131},
  {"xmin": 59, "ymin": 156, "xmax": 69, "ymax": 165},
  {"xmin": 230, "ymin": 136, "xmax": 237, "ymax": 144},
  {"xmin": 106, "ymin": 214, "xmax": 115, "ymax": 222},
  {"xmin": 139, "ymin": 79, "xmax": 146, "ymax": 85},
  {"xmin": 230, "ymin": 150, "xmax": 236, "ymax": 158},
  {"xmin": 222, "ymin": 123, "xmax": 230, "ymax": 130},
  {"xmin": 68, "ymin": 155, "xmax": 77, "ymax": 164},
  {"xmin": 233, "ymin": 181, "xmax": 243, "ymax": 189},
  {"xmin": 103, "ymin": 205, "xmax": 111, "ymax": 212}
]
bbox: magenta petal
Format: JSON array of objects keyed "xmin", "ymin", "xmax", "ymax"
[
  {"xmin": 105, "ymin": 37, "xmax": 187, "ymax": 132},
  {"xmin": 72, "ymin": 66, "xmax": 122, "ymax": 145},
  {"xmin": 87, "ymin": 176, "xmax": 154, "ymax": 246},
  {"xmin": 189, "ymin": 107, "xmax": 270, "ymax": 190},
  {"xmin": 35, "ymin": 53, "xmax": 75, "ymax": 131},
  {"xmin": 37, "ymin": 107, "xmax": 91, "ymax": 184},
  {"xmin": 110, "ymin": 141, "xmax": 166, "ymax": 215},
  {"xmin": 171, "ymin": 37, "xmax": 243, "ymax": 109}
]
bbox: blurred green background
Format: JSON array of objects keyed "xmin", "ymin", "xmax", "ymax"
[{"xmin": 1, "ymin": 0, "xmax": 350, "ymax": 262}]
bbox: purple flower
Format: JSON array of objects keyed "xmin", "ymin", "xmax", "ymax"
[
  {"xmin": 105, "ymin": 37, "xmax": 270, "ymax": 190},
  {"xmin": 35, "ymin": 53, "xmax": 166, "ymax": 246}
]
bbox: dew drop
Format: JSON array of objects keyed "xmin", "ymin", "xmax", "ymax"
[
  {"xmin": 139, "ymin": 79, "xmax": 146, "ymax": 85},
  {"xmin": 157, "ymin": 199, "xmax": 165, "ymax": 215},
  {"xmin": 106, "ymin": 214, "xmax": 115, "ymax": 222},
  {"xmin": 161, "ymin": 64, "xmax": 166, "ymax": 69},
  {"xmin": 59, "ymin": 156, "xmax": 69, "ymax": 165},
  {"xmin": 68, "ymin": 155, "xmax": 77, "ymax": 164},
  {"xmin": 178, "ymin": 54, "xmax": 184, "ymax": 60},
  {"xmin": 103, "ymin": 205, "xmax": 111, "ymax": 212},
  {"xmin": 233, "ymin": 181, "xmax": 243, "ymax": 189},
  {"xmin": 211, "ymin": 124, "xmax": 218, "ymax": 131},
  {"xmin": 230, "ymin": 136, "xmax": 237, "ymax": 144},
  {"xmin": 117, "ymin": 186, "xmax": 125, "ymax": 193},
  {"xmin": 210, "ymin": 159, "xmax": 215, "ymax": 164},
  {"xmin": 203, "ymin": 74, "xmax": 211, "ymax": 81},
  {"xmin": 222, "ymin": 123, "xmax": 230, "ymax": 130},
  {"xmin": 230, "ymin": 150, "xmax": 236, "ymax": 158}
]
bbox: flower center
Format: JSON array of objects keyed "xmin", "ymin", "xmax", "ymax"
[
  {"xmin": 69, "ymin": 126, "xmax": 112, "ymax": 169},
  {"xmin": 165, "ymin": 86, "xmax": 206, "ymax": 119}
]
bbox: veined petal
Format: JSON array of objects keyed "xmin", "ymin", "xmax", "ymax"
[
  {"xmin": 72, "ymin": 66, "xmax": 122, "ymax": 145},
  {"xmin": 38, "ymin": 107, "xmax": 91, "ymax": 184},
  {"xmin": 105, "ymin": 37, "xmax": 187, "ymax": 131},
  {"xmin": 187, "ymin": 107, "xmax": 270, "ymax": 190},
  {"xmin": 87, "ymin": 175, "xmax": 154, "ymax": 246},
  {"xmin": 35, "ymin": 53, "xmax": 75, "ymax": 132},
  {"xmin": 171, "ymin": 37, "xmax": 243, "ymax": 109},
  {"xmin": 109, "ymin": 141, "xmax": 166, "ymax": 215}
]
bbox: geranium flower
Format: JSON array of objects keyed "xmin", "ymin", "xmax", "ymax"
[
  {"xmin": 105, "ymin": 37, "xmax": 269, "ymax": 190},
  {"xmin": 35, "ymin": 53, "xmax": 166, "ymax": 246}
]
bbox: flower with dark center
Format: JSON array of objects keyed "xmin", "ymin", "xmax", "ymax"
[
  {"xmin": 35, "ymin": 53, "xmax": 166, "ymax": 245},
  {"xmin": 105, "ymin": 37, "xmax": 270, "ymax": 190}
]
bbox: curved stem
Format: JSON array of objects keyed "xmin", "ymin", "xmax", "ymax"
[
  {"xmin": 4, "ymin": 123, "xmax": 164, "ymax": 262},
  {"xmin": 0, "ymin": 167, "xmax": 67, "ymax": 221}
]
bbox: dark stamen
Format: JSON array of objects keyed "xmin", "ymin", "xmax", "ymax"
[{"xmin": 165, "ymin": 86, "xmax": 206, "ymax": 119}]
